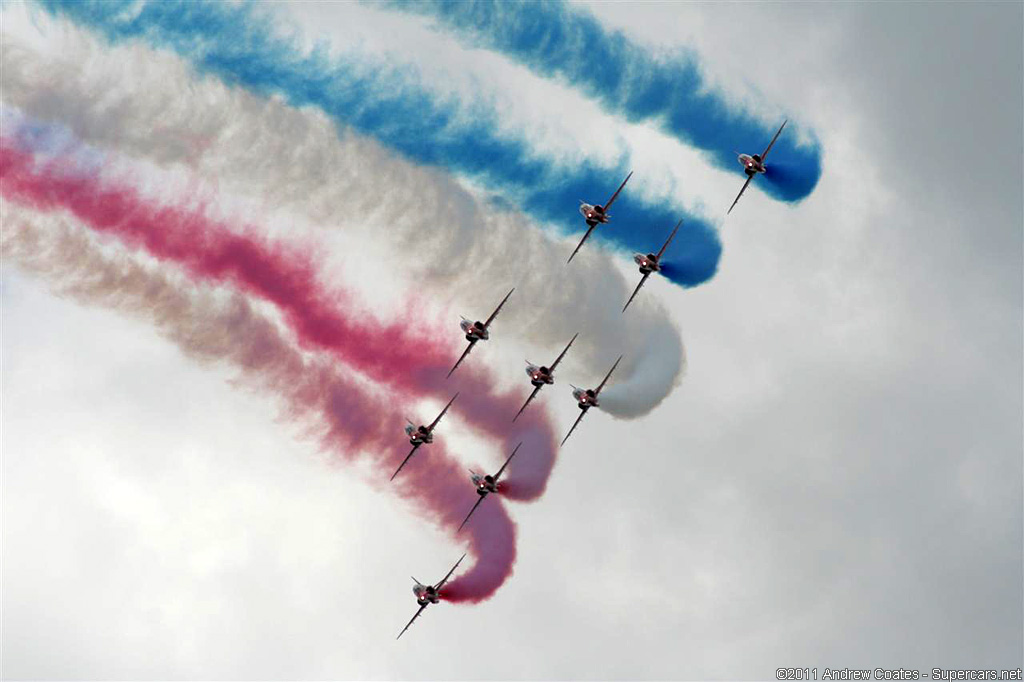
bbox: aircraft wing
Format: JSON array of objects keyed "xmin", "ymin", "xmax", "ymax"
[
  {"xmin": 560, "ymin": 407, "xmax": 588, "ymax": 447},
  {"xmin": 457, "ymin": 496, "xmax": 486, "ymax": 533},
  {"xmin": 396, "ymin": 603, "xmax": 428, "ymax": 640},
  {"xmin": 549, "ymin": 333, "xmax": 578, "ymax": 372},
  {"xmin": 760, "ymin": 119, "xmax": 788, "ymax": 162},
  {"xmin": 435, "ymin": 553, "xmax": 467, "ymax": 590},
  {"xmin": 656, "ymin": 219, "xmax": 683, "ymax": 260},
  {"xmin": 427, "ymin": 392, "xmax": 459, "ymax": 431},
  {"xmin": 567, "ymin": 223, "xmax": 598, "ymax": 263},
  {"xmin": 483, "ymin": 288, "xmax": 515, "ymax": 329},
  {"xmin": 390, "ymin": 443, "xmax": 421, "ymax": 481},
  {"xmin": 622, "ymin": 273, "xmax": 651, "ymax": 312},
  {"xmin": 494, "ymin": 442, "xmax": 522, "ymax": 482},
  {"xmin": 446, "ymin": 340, "xmax": 476, "ymax": 378},
  {"xmin": 727, "ymin": 175, "xmax": 755, "ymax": 215},
  {"xmin": 513, "ymin": 385, "xmax": 542, "ymax": 422},
  {"xmin": 603, "ymin": 170, "xmax": 633, "ymax": 211},
  {"xmin": 594, "ymin": 355, "xmax": 623, "ymax": 396}
]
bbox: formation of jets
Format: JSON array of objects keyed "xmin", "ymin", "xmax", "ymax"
[{"xmin": 395, "ymin": 122, "xmax": 790, "ymax": 638}]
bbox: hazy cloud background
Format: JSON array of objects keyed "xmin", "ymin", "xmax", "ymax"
[{"xmin": 3, "ymin": 1, "xmax": 1021, "ymax": 679}]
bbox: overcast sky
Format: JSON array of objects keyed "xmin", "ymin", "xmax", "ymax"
[{"xmin": 2, "ymin": 1, "xmax": 1022, "ymax": 680}]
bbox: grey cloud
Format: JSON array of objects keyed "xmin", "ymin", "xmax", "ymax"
[{"xmin": 2, "ymin": 1, "xmax": 1021, "ymax": 679}]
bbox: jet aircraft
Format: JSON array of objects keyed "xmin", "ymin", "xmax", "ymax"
[
  {"xmin": 391, "ymin": 393, "xmax": 459, "ymax": 481},
  {"xmin": 622, "ymin": 220, "xmax": 682, "ymax": 312},
  {"xmin": 447, "ymin": 288, "xmax": 515, "ymax": 378},
  {"xmin": 514, "ymin": 333, "xmax": 579, "ymax": 422},
  {"xmin": 728, "ymin": 119, "xmax": 788, "ymax": 215},
  {"xmin": 396, "ymin": 554, "xmax": 466, "ymax": 640},
  {"xmin": 458, "ymin": 443, "xmax": 522, "ymax": 532},
  {"xmin": 561, "ymin": 355, "xmax": 623, "ymax": 447},
  {"xmin": 569, "ymin": 171, "xmax": 633, "ymax": 264}
]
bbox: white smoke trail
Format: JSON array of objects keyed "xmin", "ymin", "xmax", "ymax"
[{"xmin": 1, "ymin": 12, "xmax": 685, "ymax": 416}]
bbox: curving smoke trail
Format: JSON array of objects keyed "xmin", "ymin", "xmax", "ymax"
[
  {"xmin": 1, "ymin": 24, "xmax": 686, "ymax": 419},
  {"xmin": 35, "ymin": 0, "xmax": 722, "ymax": 288},
  {"xmin": 383, "ymin": 0, "xmax": 824, "ymax": 202},
  {"xmin": 0, "ymin": 132, "xmax": 559, "ymax": 500},
  {"xmin": 1, "ymin": 210, "xmax": 513, "ymax": 601}
]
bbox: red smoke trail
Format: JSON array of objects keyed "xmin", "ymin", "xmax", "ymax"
[
  {"xmin": 430, "ymin": 366, "xmax": 558, "ymax": 501},
  {"xmin": 0, "ymin": 139, "xmax": 559, "ymax": 499},
  {"xmin": 386, "ymin": 440, "xmax": 517, "ymax": 603},
  {"xmin": 277, "ymin": 358, "xmax": 518, "ymax": 602},
  {"xmin": 4, "ymin": 210, "xmax": 512, "ymax": 601}
]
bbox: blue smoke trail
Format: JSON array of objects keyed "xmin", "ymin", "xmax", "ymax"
[
  {"xmin": 761, "ymin": 161, "xmax": 823, "ymax": 201},
  {"xmin": 658, "ymin": 262, "xmax": 699, "ymax": 286},
  {"xmin": 383, "ymin": 0, "xmax": 823, "ymax": 203},
  {"xmin": 38, "ymin": 0, "xmax": 720, "ymax": 287}
]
